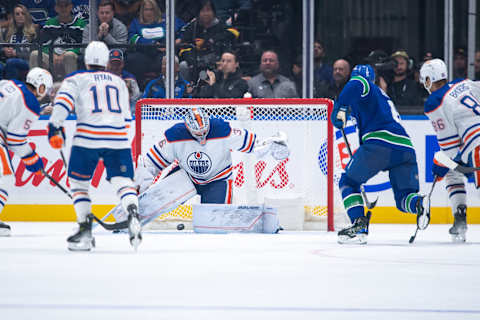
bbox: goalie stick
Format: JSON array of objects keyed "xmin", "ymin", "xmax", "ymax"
[
  {"xmin": 409, "ymin": 176, "xmax": 438, "ymax": 244},
  {"xmin": 339, "ymin": 127, "xmax": 378, "ymax": 209}
]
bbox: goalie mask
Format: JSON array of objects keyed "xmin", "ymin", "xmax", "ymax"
[
  {"xmin": 184, "ymin": 108, "xmax": 210, "ymax": 145},
  {"xmin": 419, "ymin": 58, "xmax": 447, "ymax": 94}
]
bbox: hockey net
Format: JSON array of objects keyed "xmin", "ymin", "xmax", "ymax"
[{"xmin": 134, "ymin": 98, "xmax": 348, "ymax": 231}]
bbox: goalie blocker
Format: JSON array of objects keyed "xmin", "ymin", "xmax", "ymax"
[{"xmin": 107, "ymin": 169, "xmax": 280, "ymax": 234}]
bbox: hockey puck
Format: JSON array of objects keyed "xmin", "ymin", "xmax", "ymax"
[{"xmin": 177, "ymin": 223, "xmax": 185, "ymax": 230}]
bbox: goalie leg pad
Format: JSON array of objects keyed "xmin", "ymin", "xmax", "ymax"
[
  {"xmin": 110, "ymin": 169, "xmax": 197, "ymax": 226},
  {"xmin": 192, "ymin": 204, "xmax": 280, "ymax": 234}
]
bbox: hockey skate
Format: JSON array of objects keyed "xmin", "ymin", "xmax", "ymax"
[
  {"xmin": 127, "ymin": 204, "xmax": 142, "ymax": 251},
  {"xmin": 67, "ymin": 214, "xmax": 95, "ymax": 251},
  {"xmin": 449, "ymin": 205, "xmax": 467, "ymax": 243},
  {"xmin": 0, "ymin": 221, "xmax": 11, "ymax": 236},
  {"xmin": 338, "ymin": 212, "xmax": 371, "ymax": 244},
  {"xmin": 416, "ymin": 195, "xmax": 430, "ymax": 230}
]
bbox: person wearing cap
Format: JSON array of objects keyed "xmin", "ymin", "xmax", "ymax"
[
  {"xmin": 387, "ymin": 50, "xmax": 421, "ymax": 107},
  {"xmin": 107, "ymin": 49, "xmax": 140, "ymax": 115},
  {"xmin": 82, "ymin": 0, "xmax": 127, "ymax": 45},
  {"xmin": 29, "ymin": 0, "xmax": 86, "ymax": 80},
  {"xmin": 453, "ymin": 47, "xmax": 467, "ymax": 79}
]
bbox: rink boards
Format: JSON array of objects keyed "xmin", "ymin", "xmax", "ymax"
[{"xmin": 2, "ymin": 115, "xmax": 480, "ymax": 224}]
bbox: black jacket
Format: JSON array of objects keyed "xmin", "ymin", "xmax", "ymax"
[{"xmin": 196, "ymin": 69, "xmax": 248, "ymax": 98}]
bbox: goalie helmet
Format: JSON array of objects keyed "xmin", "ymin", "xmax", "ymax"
[
  {"xmin": 26, "ymin": 67, "xmax": 53, "ymax": 100},
  {"xmin": 84, "ymin": 41, "xmax": 109, "ymax": 68},
  {"xmin": 419, "ymin": 58, "xmax": 447, "ymax": 94},
  {"xmin": 351, "ymin": 64, "xmax": 375, "ymax": 82},
  {"xmin": 184, "ymin": 107, "xmax": 210, "ymax": 145}
]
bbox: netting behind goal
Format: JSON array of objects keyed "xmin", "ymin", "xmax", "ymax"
[{"xmin": 134, "ymin": 98, "xmax": 348, "ymax": 231}]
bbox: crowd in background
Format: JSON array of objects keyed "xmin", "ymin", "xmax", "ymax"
[{"xmin": 1, "ymin": 0, "xmax": 480, "ymax": 115}]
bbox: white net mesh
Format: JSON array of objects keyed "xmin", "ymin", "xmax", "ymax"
[{"xmin": 135, "ymin": 99, "xmax": 348, "ymax": 231}]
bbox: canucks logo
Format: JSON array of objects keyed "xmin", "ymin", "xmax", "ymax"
[{"xmin": 187, "ymin": 151, "xmax": 212, "ymax": 175}]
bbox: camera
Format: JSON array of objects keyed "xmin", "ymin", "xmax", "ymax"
[{"xmin": 365, "ymin": 50, "xmax": 398, "ymax": 82}]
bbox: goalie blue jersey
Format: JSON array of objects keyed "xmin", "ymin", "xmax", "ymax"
[{"xmin": 337, "ymin": 75, "xmax": 414, "ymax": 151}]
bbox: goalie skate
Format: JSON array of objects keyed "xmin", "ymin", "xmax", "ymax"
[
  {"xmin": 449, "ymin": 205, "xmax": 467, "ymax": 243},
  {"xmin": 337, "ymin": 213, "xmax": 370, "ymax": 244},
  {"xmin": 0, "ymin": 221, "xmax": 11, "ymax": 236},
  {"xmin": 67, "ymin": 214, "xmax": 95, "ymax": 251},
  {"xmin": 127, "ymin": 204, "xmax": 142, "ymax": 251}
]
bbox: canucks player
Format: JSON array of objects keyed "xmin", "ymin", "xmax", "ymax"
[
  {"xmin": 0, "ymin": 67, "xmax": 53, "ymax": 236},
  {"xmin": 47, "ymin": 41, "xmax": 142, "ymax": 251},
  {"xmin": 331, "ymin": 64, "xmax": 427, "ymax": 244},
  {"xmin": 136, "ymin": 107, "xmax": 289, "ymax": 205},
  {"xmin": 420, "ymin": 58, "xmax": 480, "ymax": 242}
]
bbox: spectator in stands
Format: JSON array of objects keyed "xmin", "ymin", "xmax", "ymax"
[
  {"xmin": 291, "ymin": 54, "xmax": 322, "ymax": 98},
  {"xmin": 316, "ymin": 58, "xmax": 350, "ymax": 100},
  {"xmin": 0, "ymin": 1, "xmax": 16, "ymax": 29},
  {"xmin": 20, "ymin": 0, "xmax": 56, "ymax": 27},
  {"xmin": 107, "ymin": 49, "xmax": 141, "ymax": 114},
  {"xmin": 126, "ymin": 0, "xmax": 182, "ymax": 88},
  {"xmin": 314, "ymin": 40, "xmax": 333, "ymax": 85},
  {"xmin": 211, "ymin": 0, "xmax": 251, "ymax": 24},
  {"xmin": 71, "ymin": 0, "xmax": 89, "ymax": 21},
  {"xmin": 475, "ymin": 50, "xmax": 480, "ymax": 80},
  {"xmin": 178, "ymin": 0, "xmax": 239, "ymax": 82},
  {"xmin": 82, "ymin": 0, "xmax": 127, "ymax": 44},
  {"xmin": 453, "ymin": 47, "xmax": 467, "ymax": 79},
  {"xmin": 1, "ymin": 4, "xmax": 37, "ymax": 63},
  {"xmin": 143, "ymin": 55, "xmax": 192, "ymax": 99},
  {"xmin": 29, "ymin": 0, "xmax": 86, "ymax": 80},
  {"xmin": 247, "ymin": 50, "xmax": 297, "ymax": 98},
  {"xmin": 387, "ymin": 50, "xmax": 421, "ymax": 106},
  {"xmin": 195, "ymin": 51, "xmax": 248, "ymax": 98},
  {"xmin": 112, "ymin": 0, "xmax": 142, "ymax": 27}
]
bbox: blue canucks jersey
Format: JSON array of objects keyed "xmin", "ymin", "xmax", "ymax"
[{"xmin": 337, "ymin": 75, "xmax": 414, "ymax": 151}]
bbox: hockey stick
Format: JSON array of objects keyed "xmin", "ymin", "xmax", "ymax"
[
  {"xmin": 41, "ymin": 169, "xmax": 72, "ymax": 199},
  {"xmin": 434, "ymin": 151, "xmax": 480, "ymax": 174},
  {"xmin": 409, "ymin": 176, "xmax": 438, "ymax": 243},
  {"xmin": 339, "ymin": 127, "xmax": 378, "ymax": 209},
  {"xmin": 59, "ymin": 149, "xmax": 68, "ymax": 169}
]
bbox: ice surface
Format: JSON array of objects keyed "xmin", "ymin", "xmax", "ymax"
[{"xmin": 1, "ymin": 223, "xmax": 480, "ymax": 320}]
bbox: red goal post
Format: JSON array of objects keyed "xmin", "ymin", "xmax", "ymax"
[{"xmin": 134, "ymin": 98, "xmax": 346, "ymax": 231}]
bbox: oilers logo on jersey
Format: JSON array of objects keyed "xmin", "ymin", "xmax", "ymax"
[{"xmin": 187, "ymin": 151, "xmax": 212, "ymax": 175}]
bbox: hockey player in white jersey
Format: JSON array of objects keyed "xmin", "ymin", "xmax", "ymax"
[
  {"xmin": 135, "ymin": 107, "xmax": 289, "ymax": 206},
  {"xmin": 47, "ymin": 41, "xmax": 142, "ymax": 251},
  {"xmin": 0, "ymin": 67, "xmax": 53, "ymax": 236},
  {"xmin": 420, "ymin": 58, "xmax": 480, "ymax": 242}
]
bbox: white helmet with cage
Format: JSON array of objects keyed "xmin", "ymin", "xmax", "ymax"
[
  {"xmin": 419, "ymin": 58, "xmax": 448, "ymax": 94},
  {"xmin": 26, "ymin": 67, "xmax": 53, "ymax": 100},
  {"xmin": 84, "ymin": 41, "xmax": 109, "ymax": 68},
  {"xmin": 184, "ymin": 107, "xmax": 210, "ymax": 145}
]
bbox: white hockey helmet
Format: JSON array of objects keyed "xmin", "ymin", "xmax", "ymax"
[
  {"xmin": 184, "ymin": 107, "xmax": 210, "ymax": 145},
  {"xmin": 419, "ymin": 58, "xmax": 447, "ymax": 94},
  {"xmin": 26, "ymin": 67, "xmax": 53, "ymax": 100},
  {"xmin": 84, "ymin": 41, "xmax": 109, "ymax": 68}
]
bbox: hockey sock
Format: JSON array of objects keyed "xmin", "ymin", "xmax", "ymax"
[
  {"xmin": 446, "ymin": 183, "xmax": 466, "ymax": 214},
  {"xmin": 341, "ymin": 187, "xmax": 365, "ymax": 223},
  {"xmin": 0, "ymin": 188, "xmax": 8, "ymax": 214},
  {"xmin": 0, "ymin": 174, "xmax": 14, "ymax": 215},
  {"xmin": 70, "ymin": 178, "xmax": 92, "ymax": 223},
  {"xmin": 404, "ymin": 193, "xmax": 420, "ymax": 213},
  {"xmin": 110, "ymin": 176, "xmax": 139, "ymax": 213}
]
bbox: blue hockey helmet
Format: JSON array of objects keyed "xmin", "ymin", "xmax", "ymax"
[
  {"xmin": 184, "ymin": 107, "xmax": 210, "ymax": 145},
  {"xmin": 351, "ymin": 64, "xmax": 375, "ymax": 82}
]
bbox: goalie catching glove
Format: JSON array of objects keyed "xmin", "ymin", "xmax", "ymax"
[
  {"xmin": 47, "ymin": 123, "xmax": 65, "ymax": 149},
  {"xmin": 254, "ymin": 131, "xmax": 290, "ymax": 160}
]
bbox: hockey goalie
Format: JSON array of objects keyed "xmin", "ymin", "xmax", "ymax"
[{"xmin": 105, "ymin": 107, "xmax": 289, "ymax": 233}]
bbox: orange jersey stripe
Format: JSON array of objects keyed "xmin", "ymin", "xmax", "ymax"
[
  {"xmin": 463, "ymin": 127, "xmax": 480, "ymax": 147},
  {"xmin": 439, "ymin": 139, "xmax": 461, "ymax": 147},
  {"xmin": 149, "ymin": 148, "xmax": 167, "ymax": 167},
  {"xmin": 0, "ymin": 148, "xmax": 13, "ymax": 175},
  {"xmin": 57, "ymin": 96, "xmax": 74, "ymax": 110}
]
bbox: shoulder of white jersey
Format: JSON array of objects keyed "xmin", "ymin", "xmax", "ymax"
[
  {"xmin": 208, "ymin": 118, "xmax": 231, "ymax": 139},
  {"xmin": 165, "ymin": 118, "xmax": 231, "ymax": 142},
  {"xmin": 424, "ymin": 78, "xmax": 464, "ymax": 114},
  {"xmin": 165, "ymin": 122, "xmax": 194, "ymax": 142},
  {"xmin": 64, "ymin": 69, "xmax": 89, "ymax": 80},
  {"xmin": 11, "ymin": 80, "xmax": 40, "ymax": 116}
]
